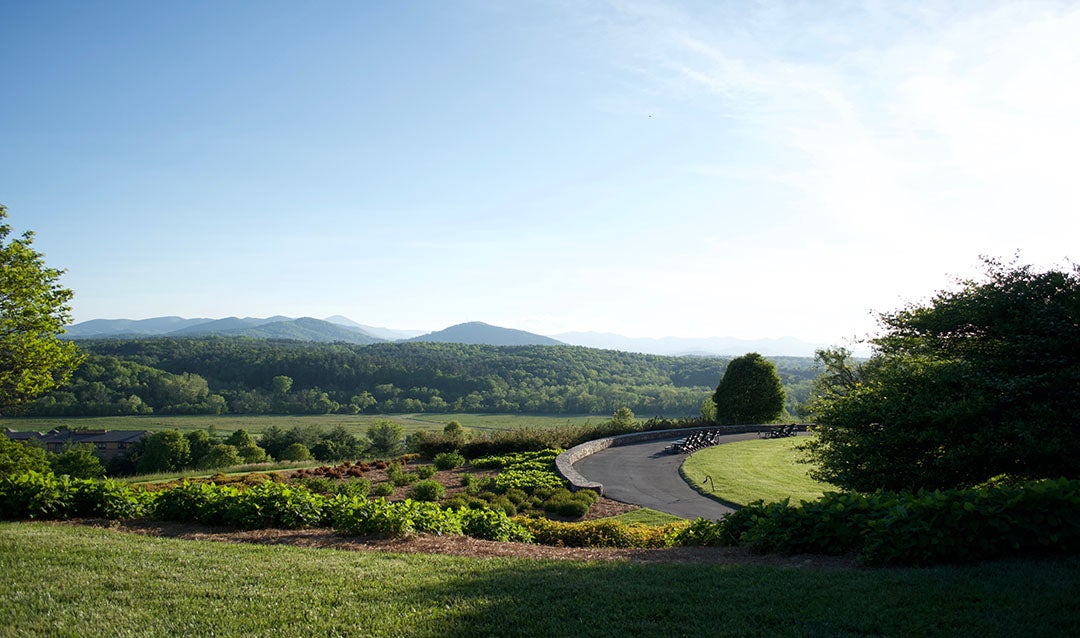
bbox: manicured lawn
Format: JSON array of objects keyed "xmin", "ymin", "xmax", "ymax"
[
  {"xmin": 2, "ymin": 522, "xmax": 1078, "ymax": 637},
  {"xmin": 609, "ymin": 508, "xmax": 686, "ymax": 526},
  {"xmin": 681, "ymin": 437, "xmax": 834, "ymax": 506}
]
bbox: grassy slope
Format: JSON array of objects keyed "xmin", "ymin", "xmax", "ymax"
[
  {"xmin": 681, "ymin": 437, "xmax": 834, "ymax": 506},
  {"xmin": 2, "ymin": 413, "xmax": 601, "ymax": 437},
  {"xmin": 2, "ymin": 523, "xmax": 1078, "ymax": 637}
]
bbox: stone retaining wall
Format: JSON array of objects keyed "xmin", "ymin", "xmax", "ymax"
[{"xmin": 555, "ymin": 425, "xmax": 782, "ymax": 495}]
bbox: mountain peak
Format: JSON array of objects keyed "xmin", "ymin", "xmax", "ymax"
[{"xmin": 410, "ymin": 322, "xmax": 563, "ymax": 346}]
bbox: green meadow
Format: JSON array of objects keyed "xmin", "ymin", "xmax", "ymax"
[{"xmin": 3, "ymin": 412, "xmax": 600, "ymax": 437}]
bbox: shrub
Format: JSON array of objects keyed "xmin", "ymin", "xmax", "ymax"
[
  {"xmin": 460, "ymin": 508, "xmax": 532, "ymax": 542},
  {"xmin": 71, "ymin": 478, "xmax": 150, "ymax": 519},
  {"xmin": 336, "ymin": 478, "xmax": 371, "ymax": 499},
  {"xmin": 713, "ymin": 479, "xmax": 1080, "ymax": 566},
  {"xmin": 371, "ymin": 482, "xmax": 394, "ymax": 497},
  {"xmin": 280, "ymin": 443, "xmax": 312, "ymax": 462},
  {"xmin": 387, "ymin": 462, "xmax": 418, "ymax": 486},
  {"xmin": 433, "ymin": 451, "xmax": 465, "ymax": 471},
  {"xmin": 0, "ymin": 471, "xmax": 73, "ymax": 519},
  {"xmin": 49, "ymin": 443, "xmax": 105, "ymax": 479},
  {"xmin": 671, "ymin": 517, "xmax": 728, "ymax": 547},
  {"xmin": 541, "ymin": 489, "xmax": 597, "ymax": 518},
  {"xmin": 416, "ymin": 465, "xmax": 436, "ymax": 480},
  {"xmin": 520, "ymin": 517, "xmax": 680, "ymax": 548},
  {"xmin": 330, "ymin": 497, "xmax": 463, "ymax": 537},
  {"xmin": 408, "ymin": 479, "xmax": 446, "ymax": 502}
]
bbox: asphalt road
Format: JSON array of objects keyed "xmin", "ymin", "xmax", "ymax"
[{"xmin": 572, "ymin": 433, "xmax": 762, "ymax": 520}]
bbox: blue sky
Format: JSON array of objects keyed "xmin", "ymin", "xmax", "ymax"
[{"xmin": 3, "ymin": 1, "xmax": 1078, "ymax": 346}]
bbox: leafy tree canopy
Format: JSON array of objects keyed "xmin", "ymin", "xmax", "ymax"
[
  {"xmin": 49, "ymin": 442, "xmax": 105, "ymax": 479},
  {"xmin": 712, "ymin": 353, "xmax": 786, "ymax": 424},
  {"xmin": 0, "ymin": 205, "xmax": 84, "ymax": 414},
  {"xmin": 805, "ymin": 257, "xmax": 1080, "ymax": 491},
  {"xmin": 0, "ymin": 436, "xmax": 50, "ymax": 477}
]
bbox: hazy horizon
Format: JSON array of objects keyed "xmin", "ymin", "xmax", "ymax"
[{"xmin": 4, "ymin": 2, "xmax": 1076, "ymax": 346}]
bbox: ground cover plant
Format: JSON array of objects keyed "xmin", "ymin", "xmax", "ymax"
[
  {"xmin": 3, "ymin": 522, "xmax": 1078, "ymax": 637},
  {"xmin": 681, "ymin": 437, "xmax": 831, "ymax": 506}
]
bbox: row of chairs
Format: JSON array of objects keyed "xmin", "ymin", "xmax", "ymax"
[
  {"xmin": 668, "ymin": 429, "xmax": 723, "ymax": 454},
  {"xmin": 758, "ymin": 424, "xmax": 798, "ymax": 439}
]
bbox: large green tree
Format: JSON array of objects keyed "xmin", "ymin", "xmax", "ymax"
[
  {"xmin": 712, "ymin": 353, "xmax": 786, "ymax": 424},
  {"xmin": 135, "ymin": 430, "xmax": 191, "ymax": 474},
  {"xmin": 366, "ymin": 419, "xmax": 405, "ymax": 458},
  {"xmin": 805, "ymin": 257, "xmax": 1080, "ymax": 491},
  {"xmin": 0, "ymin": 205, "xmax": 84, "ymax": 414}
]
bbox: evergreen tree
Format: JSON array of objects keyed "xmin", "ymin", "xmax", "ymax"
[{"xmin": 712, "ymin": 353, "xmax": 786, "ymax": 424}]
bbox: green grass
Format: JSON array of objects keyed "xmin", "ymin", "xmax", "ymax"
[
  {"xmin": 681, "ymin": 437, "xmax": 834, "ymax": 506},
  {"xmin": 2, "ymin": 413, "xmax": 600, "ymax": 437},
  {"xmin": 609, "ymin": 508, "xmax": 686, "ymax": 526},
  {"xmin": 2, "ymin": 522, "xmax": 1078, "ymax": 637}
]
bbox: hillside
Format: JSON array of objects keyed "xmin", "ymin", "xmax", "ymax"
[
  {"xmin": 67, "ymin": 316, "xmax": 383, "ymax": 344},
  {"xmin": 410, "ymin": 322, "xmax": 564, "ymax": 346},
  {"xmin": 24, "ymin": 338, "xmax": 818, "ymax": 418},
  {"xmin": 65, "ymin": 316, "xmax": 837, "ymax": 356}
]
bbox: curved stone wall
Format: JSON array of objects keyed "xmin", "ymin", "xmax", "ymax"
[{"xmin": 556, "ymin": 425, "xmax": 781, "ymax": 495}]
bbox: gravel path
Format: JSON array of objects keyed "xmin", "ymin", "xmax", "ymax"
[{"xmin": 572, "ymin": 433, "xmax": 762, "ymax": 520}]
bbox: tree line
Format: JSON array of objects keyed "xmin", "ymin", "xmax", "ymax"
[{"xmin": 23, "ymin": 339, "xmax": 818, "ymax": 417}]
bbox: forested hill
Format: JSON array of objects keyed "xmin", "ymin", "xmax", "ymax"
[{"xmin": 26, "ymin": 338, "xmax": 817, "ymax": 417}]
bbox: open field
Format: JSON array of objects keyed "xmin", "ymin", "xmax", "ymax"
[
  {"xmin": 682, "ymin": 437, "xmax": 834, "ymax": 506},
  {"xmin": 2, "ymin": 413, "xmax": 602, "ymax": 437},
  {"xmin": 2, "ymin": 522, "xmax": 1077, "ymax": 637}
]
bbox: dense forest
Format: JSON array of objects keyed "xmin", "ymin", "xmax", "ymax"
[{"xmin": 24, "ymin": 338, "xmax": 818, "ymax": 417}]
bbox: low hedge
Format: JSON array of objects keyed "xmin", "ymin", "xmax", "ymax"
[
  {"xmin": 704, "ymin": 477, "xmax": 1080, "ymax": 565},
  {"xmin": 0, "ymin": 471, "xmax": 152, "ymax": 521},
  {"xmin": 518, "ymin": 516, "xmax": 685, "ymax": 548},
  {"xmin": 4, "ymin": 471, "xmax": 1076, "ymax": 565}
]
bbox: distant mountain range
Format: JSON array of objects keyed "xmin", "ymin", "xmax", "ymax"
[
  {"xmin": 64, "ymin": 316, "xmax": 833, "ymax": 356},
  {"xmin": 407, "ymin": 322, "xmax": 564, "ymax": 346}
]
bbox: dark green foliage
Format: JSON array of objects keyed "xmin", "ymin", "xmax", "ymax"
[
  {"xmin": 197, "ymin": 444, "xmax": 242, "ymax": 470},
  {"xmin": 371, "ymin": 481, "xmax": 394, "ymax": 497},
  {"xmin": 408, "ymin": 479, "xmax": 445, "ymax": 502},
  {"xmin": 366, "ymin": 419, "xmax": 405, "ymax": 458},
  {"xmin": 135, "ymin": 430, "xmax": 191, "ymax": 473},
  {"xmin": 279, "ymin": 442, "xmax": 312, "ymax": 461},
  {"xmin": 185, "ymin": 430, "xmax": 214, "ymax": 465},
  {"xmin": 433, "ymin": 451, "xmax": 465, "ymax": 470},
  {"xmin": 387, "ymin": 462, "xmax": 419, "ymax": 486},
  {"xmin": 712, "ymin": 352, "xmax": 786, "ymax": 424},
  {"xmin": 671, "ymin": 517, "xmax": 729, "ymax": 547},
  {"xmin": 541, "ymin": 488, "xmax": 599, "ymax": 518},
  {"xmin": 49, "ymin": 442, "xmax": 105, "ymax": 479},
  {"xmin": 152, "ymin": 480, "xmax": 328, "ymax": 529},
  {"xmin": 458, "ymin": 508, "xmax": 533, "ymax": 542},
  {"xmin": 416, "ymin": 464, "xmax": 436, "ymax": 479},
  {"xmin": 0, "ymin": 471, "xmax": 149, "ymax": 520},
  {"xmin": 806, "ymin": 258, "xmax": 1080, "ymax": 491},
  {"xmin": 0, "ymin": 436, "xmax": 50, "ymax": 476},
  {"xmin": 705, "ymin": 478, "xmax": 1080, "ymax": 565},
  {"xmin": 39, "ymin": 338, "xmax": 768, "ymax": 416}
]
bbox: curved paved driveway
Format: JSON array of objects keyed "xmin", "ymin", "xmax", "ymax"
[{"xmin": 572, "ymin": 433, "xmax": 761, "ymax": 520}]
